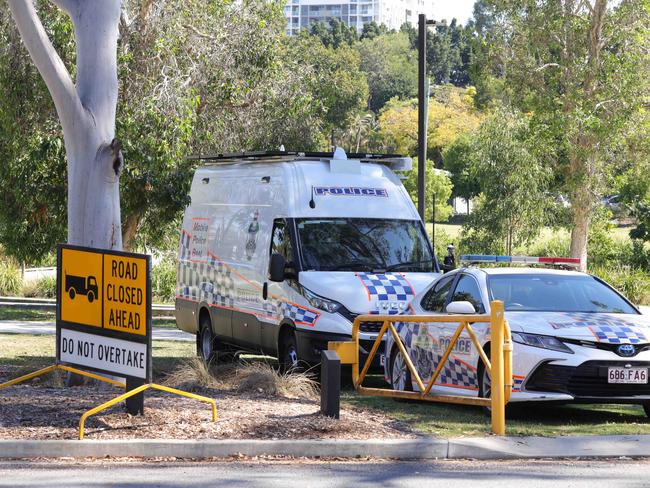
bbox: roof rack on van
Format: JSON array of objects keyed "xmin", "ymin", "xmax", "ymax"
[{"xmin": 187, "ymin": 149, "xmax": 412, "ymax": 171}]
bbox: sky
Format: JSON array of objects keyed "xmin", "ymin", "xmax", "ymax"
[{"xmin": 431, "ymin": 0, "xmax": 475, "ymax": 24}]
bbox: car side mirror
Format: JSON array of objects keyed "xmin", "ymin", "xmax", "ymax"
[
  {"xmin": 269, "ymin": 253, "xmax": 286, "ymax": 282},
  {"xmin": 446, "ymin": 301, "xmax": 476, "ymax": 314}
]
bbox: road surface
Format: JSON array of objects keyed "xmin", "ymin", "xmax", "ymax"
[{"xmin": 1, "ymin": 459, "xmax": 649, "ymax": 487}]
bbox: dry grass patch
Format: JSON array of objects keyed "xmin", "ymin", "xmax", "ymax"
[{"xmin": 163, "ymin": 357, "xmax": 319, "ymax": 399}]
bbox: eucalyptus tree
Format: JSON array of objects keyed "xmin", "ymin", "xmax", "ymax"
[
  {"xmin": 483, "ymin": 0, "xmax": 650, "ymax": 269},
  {"xmin": 7, "ymin": 0, "xmax": 124, "ymax": 251}
]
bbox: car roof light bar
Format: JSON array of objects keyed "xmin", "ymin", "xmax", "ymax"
[{"xmin": 460, "ymin": 255, "xmax": 582, "ymax": 267}]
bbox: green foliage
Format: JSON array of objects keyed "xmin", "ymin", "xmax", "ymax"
[
  {"xmin": 22, "ymin": 276, "xmax": 56, "ymax": 299},
  {"xmin": 590, "ymin": 266, "xmax": 650, "ymax": 306},
  {"xmin": 377, "ymin": 86, "xmax": 483, "ymax": 164},
  {"xmin": 152, "ymin": 256, "xmax": 177, "ymax": 303},
  {"xmin": 307, "ymin": 18, "xmax": 358, "ymax": 48},
  {"xmin": 286, "ymin": 36, "xmax": 368, "ymax": 134},
  {"xmin": 458, "ymin": 108, "xmax": 552, "ymax": 255},
  {"xmin": 357, "ymin": 32, "xmax": 417, "ymax": 112},
  {"xmin": 0, "ymin": 260, "xmax": 22, "ymax": 296},
  {"xmin": 400, "ymin": 160, "xmax": 453, "ymax": 224}
]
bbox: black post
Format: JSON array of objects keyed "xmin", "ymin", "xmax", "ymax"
[
  {"xmin": 432, "ymin": 192, "xmax": 436, "ymax": 252},
  {"xmin": 126, "ymin": 377, "xmax": 145, "ymax": 415},
  {"xmin": 417, "ymin": 14, "xmax": 428, "ymax": 221},
  {"xmin": 320, "ymin": 350, "xmax": 341, "ymax": 419}
]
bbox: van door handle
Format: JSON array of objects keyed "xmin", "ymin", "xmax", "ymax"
[{"xmin": 263, "ymin": 282, "xmax": 268, "ymax": 300}]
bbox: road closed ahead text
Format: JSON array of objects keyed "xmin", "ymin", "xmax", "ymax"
[{"xmin": 104, "ymin": 256, "xmax": 147, "ymax": 336}]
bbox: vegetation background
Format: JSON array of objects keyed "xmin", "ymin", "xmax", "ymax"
[{"xmin": 0, "ymin": 0, "xmax": 648, "ymax": 303}]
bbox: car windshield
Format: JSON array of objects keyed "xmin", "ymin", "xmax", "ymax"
[
  {"xmin": 488, "ymin": 274, "xmax": 638, "ymax": 314},
  {"xmin": 296, "ymin": 218, "xmax": 434, "ymax": 272}
]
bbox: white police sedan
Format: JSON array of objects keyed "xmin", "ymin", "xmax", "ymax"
[{"xmin": 384, "ymin": 255, "xmax": 650, "ymax": 414}]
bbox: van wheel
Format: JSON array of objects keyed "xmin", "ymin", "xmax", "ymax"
[
  {"xmin": 198, "ymin": 315, "xmax": 217, "ymax": 365},
  {"xmin": 279, "ymin": 331, "xmax": 299, "ymax": 374},
  {"xmin": 390, "ymin": 346, "xmax": 412, "ymax": 392}
]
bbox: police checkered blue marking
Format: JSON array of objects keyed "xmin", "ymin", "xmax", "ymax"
[
  {"xmin": 280, "ymin": 302, "xmax": 319, "ymax": 326},
  {"xmin": 357, "ymin": 272, "xmax": 415, "ymax": 315},
  {"xmin": 591, "ymin": 325, "xmax": 646, "ymax": 344},
  {"xmin": 178, "ymin": 234, "xmax": 320, "ymax": 326},
  {"xmin": 549, "ymin": 312, "xmax": 648, "ymax": 344}
]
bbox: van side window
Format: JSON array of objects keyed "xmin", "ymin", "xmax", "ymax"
[
  {"xmin": 451, "ymin": 275, "xmax": 484, "ymax": 313},
  {"xmin": 420, "ymin": 275, "xmax": 455, "ymax": 312},
  {"xmin": 271, "ymin": 220, "xmax": 292, "ymax": 262}
]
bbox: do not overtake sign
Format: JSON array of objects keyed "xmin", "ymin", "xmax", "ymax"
[{"xmin": 57, "ymin": 244, "xmax": 152, "ymax": 382}]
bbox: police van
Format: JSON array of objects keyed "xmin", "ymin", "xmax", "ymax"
[{"xmin": 175, "ymin": 148, "xmax": 440, "ymax": 369}]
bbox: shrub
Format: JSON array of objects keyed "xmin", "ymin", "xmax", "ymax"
[
  {"xmin": 590, "ymin": 265, "xmax": 650, "ymax": 306},
  {"xmin": 152, "ymin": 256, "xmax": 176, "ymax": 303},
  {"xmin": 0, "ymin": 260, "xmax": 22, "ymax": 296},
  {"xmin": 22, "ymin": 275, "xmax": 57, "ymax": 298}
]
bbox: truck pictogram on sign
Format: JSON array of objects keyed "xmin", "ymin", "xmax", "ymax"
[{"xmin": 65, "ymin": 272, "xmax": 99, "ymax": 302}]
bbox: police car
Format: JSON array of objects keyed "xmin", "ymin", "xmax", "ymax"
[{"xmin": 384, "ymin": 255, "xmax": 650, "ymax": 415}]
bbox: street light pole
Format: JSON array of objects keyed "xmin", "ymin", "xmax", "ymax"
[
  {"xmin": 417, "ymin": 15, "xmax": 436, "ymax": 222},
  {"xmin": 417, "ymin": 14, "xmax": 427, "ymax": 221}
]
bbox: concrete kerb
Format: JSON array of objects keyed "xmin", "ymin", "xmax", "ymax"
[{"xmin": 1, "ymin": 436, "xmax": 650, "ymax": 460}]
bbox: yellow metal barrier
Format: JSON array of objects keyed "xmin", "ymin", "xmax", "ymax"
[
  {"xmin": 1, "ymin": 364, "xmax": 217, "ymax": 439},
  {"xmin": 0, "ymin": 364, "xmax": 126, "ymax": 390},
  {"xmin": 78, "ymin": 383, "xmax": 218, "ymax": 439},
  {"xmin": 329, "ymin": 300, "xmax": 512, "ymax": 435}
]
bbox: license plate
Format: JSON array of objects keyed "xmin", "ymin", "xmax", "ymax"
[
  {"xmin": 607, "ymin": 367, "xmax": 648, "ymax": 384},
  {"xmin": 379, "ymin": 354, "xmax": 386, "ymax": 367}
]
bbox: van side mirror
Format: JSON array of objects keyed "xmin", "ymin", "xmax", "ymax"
[
  {"xmin": 269, "ymin": 253, "xmax": 286, "ymax": 282},
  {"xmin": 446, "ymin": 301, "xmax": 476, "ymax": 314}
]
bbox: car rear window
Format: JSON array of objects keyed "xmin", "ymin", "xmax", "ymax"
[{"xmin": 488, "ymin": 274, "xmax": 637, "ymax": 314}]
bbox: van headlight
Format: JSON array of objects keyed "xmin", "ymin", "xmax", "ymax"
[
  {"xmin": 511, "ymin": 332, "xmax": 574, "ymax": 354},
  {"xmin": 302, "ymin": 287, "xmax": 342, "ymax": 314}
]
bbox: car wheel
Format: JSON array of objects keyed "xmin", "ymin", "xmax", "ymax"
[
  {"xmin": 390, "ymin": 346, "xmax": 413, "ymax": 392},
  {"xmin": 68, "ymin": 288, "xmax": 76, "ymax": 300},
  {"xmin": 87, "ymin": 291, "xmax": 95, "ymax": 303},
  {"xmin": 279, "ymin": 331, "xmax": 300, "ymax": 374},
  {"xmin": 198, "ymin": 314, "xmax": 217, "ymax": 365},
  {"xmin": 478, "ymin": 349, "xmax": 492, "ymax": 414}
]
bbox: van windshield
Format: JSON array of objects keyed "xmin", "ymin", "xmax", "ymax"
[{"xmin": 295, "ymin": 218, "xmax": 435, "ymax": 272}]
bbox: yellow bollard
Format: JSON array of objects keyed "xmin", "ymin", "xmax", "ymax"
[{"xmin": 490, "ymin": 300, "xmax": 506, "ymax": 435}]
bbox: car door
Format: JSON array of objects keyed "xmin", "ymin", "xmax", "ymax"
[
  {"xmin": 409, "ymin": 274, "xmax": 458, "ymax": 391},
  {"xmin": 441, "ymin": 273, "xmax": 487, "ymax": 395}
]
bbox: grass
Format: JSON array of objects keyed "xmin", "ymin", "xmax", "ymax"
[
  {"xmin": 0, "ymin": 307, "xmax": 177, "ymax": 328},
  {"xmin": 342, "ymin": 375, "xmax": 650, "ymax": 437},
  {"xmin": 0, "ymin": 333, "xmax": 194, "ymax": 380},
  {"xmin": 4, "ymin": 333, "xmax": 650, "ymax": 437},
  {"xmin": 163, "ymin": 357, "xmax": 319, "ymax": 399},
  {"xmin": 0, "ymin": 308, "xmax": 55, "ymax": 321}
]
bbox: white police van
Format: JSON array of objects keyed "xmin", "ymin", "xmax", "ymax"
[{"xmin": 175, "ymin": 149, "xmax": 440, "ymax": 369}]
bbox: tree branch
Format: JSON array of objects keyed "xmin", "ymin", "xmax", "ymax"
[
  {"xmin": 7, "ymin": 0, "xmax": 83, "ymax": 129},
  {"xmin": 48, "ymin": 0, "xmax": 77, "ymax": 15}
]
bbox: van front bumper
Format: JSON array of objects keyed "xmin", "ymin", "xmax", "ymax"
[{"xmin": 295, "ymin": 329, "xmax": 385, "ymax": 369}]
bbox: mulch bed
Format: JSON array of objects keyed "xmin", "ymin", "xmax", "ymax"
[{"xmin": 0, "ymin": 384, "xmax": 417, "ymax": 441}]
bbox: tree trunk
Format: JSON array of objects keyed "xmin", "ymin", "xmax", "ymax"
[
  {"xmin": 121, "ymin": 213, "xmax": 142, "ymax": 252},
  {"xmin": 8, "ymin": 0, "xmax": 123, "ymax": 251}
]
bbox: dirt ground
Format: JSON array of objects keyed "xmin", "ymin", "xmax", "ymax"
[{"xmin": 0, "ymin": 383, "xmax": 416, "ymax": 441}]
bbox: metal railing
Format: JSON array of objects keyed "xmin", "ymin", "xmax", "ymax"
[{"xmin": 329, "ymin": 300, "xmax": 512, "ymax": 435}]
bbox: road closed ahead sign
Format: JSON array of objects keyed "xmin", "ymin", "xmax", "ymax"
[{"xmin": 56, "ymin": 244, "xmax": 152, "ymax": 381}]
